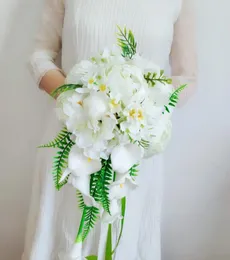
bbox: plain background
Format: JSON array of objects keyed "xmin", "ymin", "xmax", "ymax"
[{"xmin": 0, "ymin": 0, "xmax": 230, "ymax": 259}]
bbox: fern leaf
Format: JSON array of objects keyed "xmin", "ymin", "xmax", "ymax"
[
  {"xmin": 52, "ymin": 138, "xmax": 75, "ymax": 190},
  {"xmin": 164, "ymin": 84, "xmax": 187, "ymax": 113},
  {"xmin": 82, "ymin": 206, "xmax": 100, "ymax": 241},
  {"xmin": 144, "ymin": 71, "xmax": 172, "ymax": 87},
  {"xmin": 77, "ymin": 190, "xmax": 86, "ymax": 210},
  {"xmin": 129, "ymin": 164, "xmax": 139, "ymax": 178},
  {"xmin": 90, "ymin": 158, "xmax": 113, "ymax": 214},
  {"xmin": 38, "ymin": 127, "xmax": 71, "ymax": 148},
  {"xmin": 51, "ymin": 84, "xmax": 82, "ymax": 98}
]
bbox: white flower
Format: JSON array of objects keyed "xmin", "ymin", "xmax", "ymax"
[
  {"xmin": 148, "ymin": 81, "xmax": 173, "ymax": 107},
  {"xmin": 144, "ymin": 115, "xmax": 172, "ymax": 157},
  {"xmin": 109, "ymin": 173, "xmax": 137, "ymax": 200},
  {"xmin": 65, "ymin": 60, "xmax": 95, "ymax": 85},
  {"xmin": 111, "ymin": 144, "xmax": 142, "ymax": 174},
  {"xmin": 102, "ymin": 199, "xmax": 121, "ymax": 224},
  {"xmin": 130, "ymin": 54, "xmax": 161, "ymax": 75},
  {"xmin": 83, "ymin": 91, "xmax": 109, "ymax": 119},
  {"xmin": 58, "ymin": 243, "xmax": 86, "ymax": 260},
  {"xmin": 75, "ymin": 116, "xmax": 117, "ymax": 160},
  {"xmin": 56, "ymin": 90, "xmax": 76, "ymax": 121},
  {"xmin": 68, "ymin": 145, "xmax": 102, "ymax": 176}
]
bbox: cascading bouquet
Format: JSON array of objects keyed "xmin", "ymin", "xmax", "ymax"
[{"xmin": 39, "ymin": 27, "xmax": 186, "ymax": 260}]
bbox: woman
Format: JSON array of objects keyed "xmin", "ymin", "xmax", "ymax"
[{"xmin": 22, "ymin": 0, "xmax": 197, "ymax": 259}]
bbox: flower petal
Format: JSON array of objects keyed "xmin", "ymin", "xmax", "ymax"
[{"xmin": 111, "ymin": 144, "xmax": 142, "ymax": 174}]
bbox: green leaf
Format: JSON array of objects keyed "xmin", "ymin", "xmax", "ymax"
[
  {"xmin": 90, "ymin": 158, "xmax": 113, "ymax": 214},
  {"xmin": 164, "ymin": 84, "xmax": 187, "ymax": 113},
  {"xmin": 77, "ymin": 190, "xmax": 85, "ymax": 211},
  {"xmin": 38, "ymin": 127, "xmax": 71, "ymax": 148},
  {"xmin": 117, "ymin": 26, "xmax": 137, "ymax": 59},
  {"xmin": 129, "ymin": 164, "xmax": 139, "ymax": 178},
  {"xmin": 105, "ymin": 224, "xmax": 112, "ymax": 260},
  {"xmin": 144, "ymin": 71, "xmax": 172, "ymax": 87},
  {"xmin": 138, "ymin": 139, "xmax": 150, "ymax": 149},
  {"xmin": 51, "ymin": 84, "xmax": 82, "ymax": 98},
  {"xmin": 112, "ymin": 197, "xmax": 126, "ymax": 255},
  {"xmin": 82, "ymin": 206, "xmax": 100, "ymax": 241},
  {"xmin": 86, "ymin": 256, "xmax": 98, "ymax": 260},
  {"xmin": 52, "ymin": 137, "xmax": 75, "ymax": 190}
]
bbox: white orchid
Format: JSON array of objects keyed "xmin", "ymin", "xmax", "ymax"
[
  {"xmin": 68, "ymin": 145, "xmax": 102, "ymax": 176},
  {"xmin": 83, "ymin": 91, "xmax": 109, "ymax": 119}
]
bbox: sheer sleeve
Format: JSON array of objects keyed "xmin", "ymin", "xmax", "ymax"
[
  {"xmin": 29, "ymin": 0, "xmax": 65, "ymax": 86},
  {"xmin": 170, "ymin": 0, "xmax": 197, "ymax": 103}
]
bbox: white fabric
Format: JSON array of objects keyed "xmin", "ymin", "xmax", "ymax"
[{"xmin": 22, "ymin": 0, "xmax": 197, "ymax": 259}]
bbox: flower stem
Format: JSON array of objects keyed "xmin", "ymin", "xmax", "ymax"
[{"xmin": 75, "ymin": 207, "xmax": 86, "ymax": 243}]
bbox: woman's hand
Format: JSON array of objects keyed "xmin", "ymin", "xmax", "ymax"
[{"xmin": 39, "ymin": 69, "xmax": 66, "ymax": 99}]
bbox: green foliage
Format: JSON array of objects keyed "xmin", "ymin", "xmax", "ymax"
[
  {"xmin": 144, "ymin": 71, "xmax": 172, "ymax": 87},
  {"xmin": 77, "ymin": 190, "xmax": 85, "ymax": 211},
  {"xmin": 38, "ymin": 127, "xmax": 71, "ymax": 148},
  {"xmin": 138, "ymin": 139, "xmax": 150, "ymax": 149},
  {"xmin": 117, "ymin": 26, "xmax": 137, "ymax": 59},
  {"xmin": 52, "ymin": 137, "xmax": 75, "ymax": 190},
  {"xmin": 90, "ymin": 158, "xmax": 113, "ymax": 214},
  {"xmin": 164, "ymin": 84, "xmax": 187, "ymax": 113},
  {"xmin": 82, "ymin": 206, "xmax": 100, "ymax": 241},
  {"xmin": 129, "ymin": 164, "xmax": 139, "ymax": 178},
  {"xmin": 105, "ymin": 224, "xmax": 113, "ymax": 260},
  {"xmin": 85, "ymin": 256, "xmax": 98, "ymax": 260},
  {"xmin": 51, "ymin": 84, "xmax": 82, "ymax": 98},
  {"xmin": 112, "ymin": 197, "xmax": 126, "ymax": 255}
]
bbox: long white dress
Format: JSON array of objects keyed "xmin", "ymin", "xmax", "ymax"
[{"xmin": 22, "ymin": 0, "xmax": 197, "ymax": 259}]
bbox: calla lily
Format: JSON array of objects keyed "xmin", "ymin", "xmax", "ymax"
[
  {"xmin": 68, "ymin": 146, "xmax": 102, "ymax": 176},
  {"xmin": 111, "ymin": 144, "xmax": 142, "ymax": 174},
  {"xmin": 58, "ymin": 243, "xmax": 86, "ymax": 260},
  {"xmin": 109, "ymin": 173, "xmax": 138, "ymax": 200},
  {"xmin": 102, "ymin": 199, "xmax": 121, "ymax": 224}
]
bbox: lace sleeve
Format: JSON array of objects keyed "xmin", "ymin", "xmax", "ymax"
[
  {"xmin": 170, "ymin": 0, "xmax": 197, "ymax": 103},
  {"xmin": 29, "ymin": 0, "xmax": 65, "ymax": 86}
]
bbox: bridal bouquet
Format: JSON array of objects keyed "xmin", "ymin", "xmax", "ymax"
[{"xmin": 40, "ymin": 27, "xmax": 186, "ymax": 260}]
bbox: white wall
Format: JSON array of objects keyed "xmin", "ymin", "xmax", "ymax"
[{"xmin": 0, "ymin": 0, "xmax": 229, "ymax": 260}]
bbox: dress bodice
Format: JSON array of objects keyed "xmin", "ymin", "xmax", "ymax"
[{"xmin": 62, "ymin": 0, "xmax": 182, "ymax": 73}]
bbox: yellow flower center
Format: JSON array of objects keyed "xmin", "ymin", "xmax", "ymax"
[
  {"xmin": 77, "ymin": 100, "xmax": 83, "ymax": 106},
  {"xmin": 137, "ymin": 109, "xmax": 144, "ymax": 120},
  {"xmin": 87, "ymin": 158, "xmax": 92, "ymax": 162},
  {"xmin": 129, "ymin": 109, "xmax": 136, "ymax": 118},
  {"xmin": 110, "ymin": 99, "xmax": 118, "ymax": 107},
  {"xmin": 99, "ymin": 84, "xmax": 107, "ymax": 92},
  {"xmin": 88, "ymin": 78, "xmax": 94, "ymax": 84},
  {"xmin": 119, "ymin": 183, "xmax": 124, "ymax": 188}
]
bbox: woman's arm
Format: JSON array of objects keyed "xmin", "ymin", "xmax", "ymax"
[
  {"xmin": 170, "ymin": 0, "xmax": 198, "ymax": 105},
  {"xmin": 29, "ymin": 0, "xmax": 65, "ymax": 97},
  {"xmin": 40, "ymin": 70, "xmax": 65, "ymax": 96}
]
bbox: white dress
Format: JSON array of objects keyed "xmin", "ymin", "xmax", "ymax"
[{"xmin": 22, "ymin": 0, "xmax": 197, "ymax": 259}]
